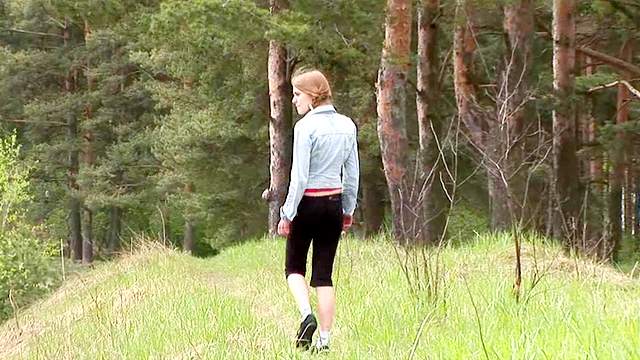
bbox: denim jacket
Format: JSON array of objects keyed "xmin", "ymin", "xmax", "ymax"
[{"xmin": 280, "ymin": 105, "xmax": 359, "ymax": 222}]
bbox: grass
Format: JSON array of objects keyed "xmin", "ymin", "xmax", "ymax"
[{"xmin": 1, "ymin": 233, "xmax": 639, "ymax": 359}]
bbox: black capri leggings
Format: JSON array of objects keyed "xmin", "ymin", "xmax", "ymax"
[{"xmin": 285, "ymin": 194, "xmax": 343, "ymax": 287}]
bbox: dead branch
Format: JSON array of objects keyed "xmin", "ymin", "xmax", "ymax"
[{"xmin": 588, "ymin": 80, "xmax": 640, "ymax": 99}]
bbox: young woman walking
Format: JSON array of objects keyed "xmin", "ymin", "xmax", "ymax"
[{"xmin": 277, "ymin": 69, "xmax": 359, "ymax": 353}]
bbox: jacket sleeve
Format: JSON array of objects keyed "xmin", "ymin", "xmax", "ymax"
[
  {"xmin": 342, "ymin": 133, "xmax": 359, "ymax": 216},
  {"xmin": 280, "ymin": 123, "xmax": 311, "ymax": 221}
]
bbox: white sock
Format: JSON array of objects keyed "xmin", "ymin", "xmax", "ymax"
[
  {"xmin": 299, "ymin": 304, "xmax": 312, "ymax": 321},
  {"xmin": 318, "ymin": 330, "xmax": 330, "ymax": 346}
]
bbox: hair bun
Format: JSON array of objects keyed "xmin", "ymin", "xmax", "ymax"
[{"xmin": 291, "ymin": 70, "xmax": 333, "ymax": 107}]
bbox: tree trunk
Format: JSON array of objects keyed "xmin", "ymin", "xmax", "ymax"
[
  {"xmin": 82, "ymin": 20, "xmax": 94, "ymax": 265},
  {"xmin": 183, "ymin": 183, "xmax": 195, "ymax": 254},
  {"xmin": 376, "ymin": 0, "xmax": 417, "ymax": 244},
  {"xmin": 159, "ymin": 197, "xmax": 171, "ymax": 245},
  {"xmin": 417, "ymin": 0, "xmax": 448, "ymax": 243},
  {"xmin": 609, "ymin": 39, "xmax": 633, "ymax": 260},
  {"xmin": 266, "ymin": 0, "xmax": 293, "ymax": 236},
  {"xmin": 361, "ymin": 154, "xmax": 386, "ymax": 238},
  {"xmin": 585, "ymin": 56, "xmax": 603, "ymax": 192},
  {"xmin": 108, "ymin": 207, "xmax": 122, "ymax": 254},
  {"xmin": 552, "ymin": 0, "xmax": 580, "ymax": 246},
  {"xmin": 487, "ymin": 171, "xmax": 511, "ymax": 230},
  {"xmin": 625, "ymin": 167, "xmax": 634, "ymax": 234},
  {"xmin": 63, "ymin": 18, "xmax": 82, "ymax": 262},
  {"xmin": 453, "ymin": 1, "xmax": 485, "ymax": 152}
]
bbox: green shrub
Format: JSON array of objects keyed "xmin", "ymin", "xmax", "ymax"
[
  {"xmin": 447, "ymin": 202, "xmax": 490, "ymax": 245},
  {"xmin": 0, "ymin": 228, "xmax": 58, "ymax": 320},
  {"xmin": 0, "ymin": 132, "xmax": 59, "ymax": 321}
]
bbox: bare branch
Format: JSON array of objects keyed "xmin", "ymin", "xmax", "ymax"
[
  {"xmin": 3, "ymin": 28, "xmax": 64, "ymax": 38},
  {"xmin": 588, "ymin": 80, "xmax": 640, "ymax": 99},
  {"xmin": 2, "ymin": 119, "xmax": 67, "ymax": 126}
]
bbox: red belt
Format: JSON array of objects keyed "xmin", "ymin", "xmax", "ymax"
[{"xmin": 304, "ymin": 188, "xmax": 342, "ymax": 194}]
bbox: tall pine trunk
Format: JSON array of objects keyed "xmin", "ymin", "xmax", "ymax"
[
  {"xmin": 377, "ymin": 0, "xmax": 418, "ymax": 244},
  {"xmin": 64, "ymin": 18, "xmax": 82, "ymax": 262},
  {"xmin": 453, "ymin": 1, "xmax": 485, "ymax": 152},
  {"xmin": 581, "ymin": 55, "xmax": 604, "ymax": 253},
  {"xmin": 82, "ymin": 20, "xmax": 94, "ymax": 264},
  {"xmin": 266, "ymin": 0, "xmax": 293, "ymax": 236},
  {"xmin": 552, "ymin": 0, "xmax": 580, "ymax": 247},
  {"xmin": 417, "ymin": 0, "xmax": 448, "ymax": 243}
]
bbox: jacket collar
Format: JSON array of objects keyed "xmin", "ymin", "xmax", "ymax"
[{"xmin": 307, "ymin": 104, "xmax": 336, "ymax": 116}]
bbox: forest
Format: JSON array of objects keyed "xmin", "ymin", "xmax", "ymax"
[{"xmin": 1, "ymin": 0, "xmax": 639, "ymax": 328}]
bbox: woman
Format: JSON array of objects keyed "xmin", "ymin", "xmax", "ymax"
[{"xmin": 277, "ymin": 69, "xmax": 359, "ymax": 353}]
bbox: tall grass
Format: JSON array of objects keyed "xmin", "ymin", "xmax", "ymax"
[{"xmin": 1, "ymin": 234, "xmax": 638, "ymax": 359}]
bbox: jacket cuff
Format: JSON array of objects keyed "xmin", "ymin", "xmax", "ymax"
[{"xmin": 280, "ymin": 207, "xmax": 291, "ymax": 222}]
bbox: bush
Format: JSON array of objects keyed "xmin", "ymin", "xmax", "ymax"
[
  {"xmin": 0, "ymin": 228, "xmax": 58, "ymax": 321},
  {"xmin": 0, "ymin": 132, "xmax": 59, "ymax": 321},
  {"xmin": 447, "ymin": 202, "xmax": 490, "ymax": 245}
]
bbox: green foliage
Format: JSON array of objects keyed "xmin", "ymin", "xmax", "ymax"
[
  {"xmin": 0, "ymin": 228, "xmax": 58, "ymax": 321},
  {"xmin": 447, "ymin": 202, "xmax": 490, "ymax": 244},
  {"xmin": 575, "ymin": 73, "xmax": 619, "ymax": 93},
  {"xmin": 0, "ymin": 132, "xmax": 58, "ymax": 321},
  {"xmin": 1, "ymin": 0, "xmax": 637, "ymax": 258},
  {"xmin": 0, "ymin": 133, "xmax": 31, "ymax": 225}
]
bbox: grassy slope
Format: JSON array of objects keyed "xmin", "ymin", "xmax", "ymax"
[{"xmin": 0, "ymin": 234, "xmax": 638, "ymax": 359}]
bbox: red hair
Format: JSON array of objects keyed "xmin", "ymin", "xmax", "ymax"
[{"xmin": 291, "ymin": 69, "xmax": 333, "ymax": 106}]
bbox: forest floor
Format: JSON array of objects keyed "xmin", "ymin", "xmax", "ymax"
[{"xmin": 1, "ymin": 233, "xmax": 638, "ymax": 359}]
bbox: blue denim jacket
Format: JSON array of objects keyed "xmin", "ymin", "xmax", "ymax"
[{"xmin": 280, "ymin": 105, "xmax": 359, "ymax": 222}]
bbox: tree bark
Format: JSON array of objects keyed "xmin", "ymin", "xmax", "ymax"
[
  {"xmin": 266, "ymin": 0, "xmax": 293, "ymax": 236},
  {"xmin": 552, "ymin": 0, "xmax": 580, "ymax": 246},
  {"xmin": 453, "ymin": 1, "xmax": 486, "ymax": 152},
  {"xmin": 585, "ymin": 56, "xmax": 603, "ymax": 192},
  {"xmin": 376, "ymin": 0, "xmax": 416, "ymax": 244},
  {"xmin": 417, "ymin": 0, "xmax": 448, "ymax": 243},
  {"xmin": 63, "ymin": 18, "xmax": 82, "ymax": 262},
  {"xmin": 82, "ymin": 20, "xmax": 94, "ymax": 265}
]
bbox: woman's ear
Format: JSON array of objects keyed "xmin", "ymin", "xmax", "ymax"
[{"xmin": 308, "ymin": 103, "xmax": 314, "ymax": 111}]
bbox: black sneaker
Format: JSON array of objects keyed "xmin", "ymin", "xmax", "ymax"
[
  {"xmin": 311, "ymin": 344, "xmax": 330, "ymax": 354},
  {"xmin": 295, "ymin": 314, "xmax": 317, "ymax": 349}
]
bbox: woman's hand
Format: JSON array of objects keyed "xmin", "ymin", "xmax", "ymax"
[
  {"xmin": 277, "ymin": 219, "xmax": 291, "ymax": 237},
  {"xmin": 342, "ymin": 214, "xmax": 353, "ymax": 231}
]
